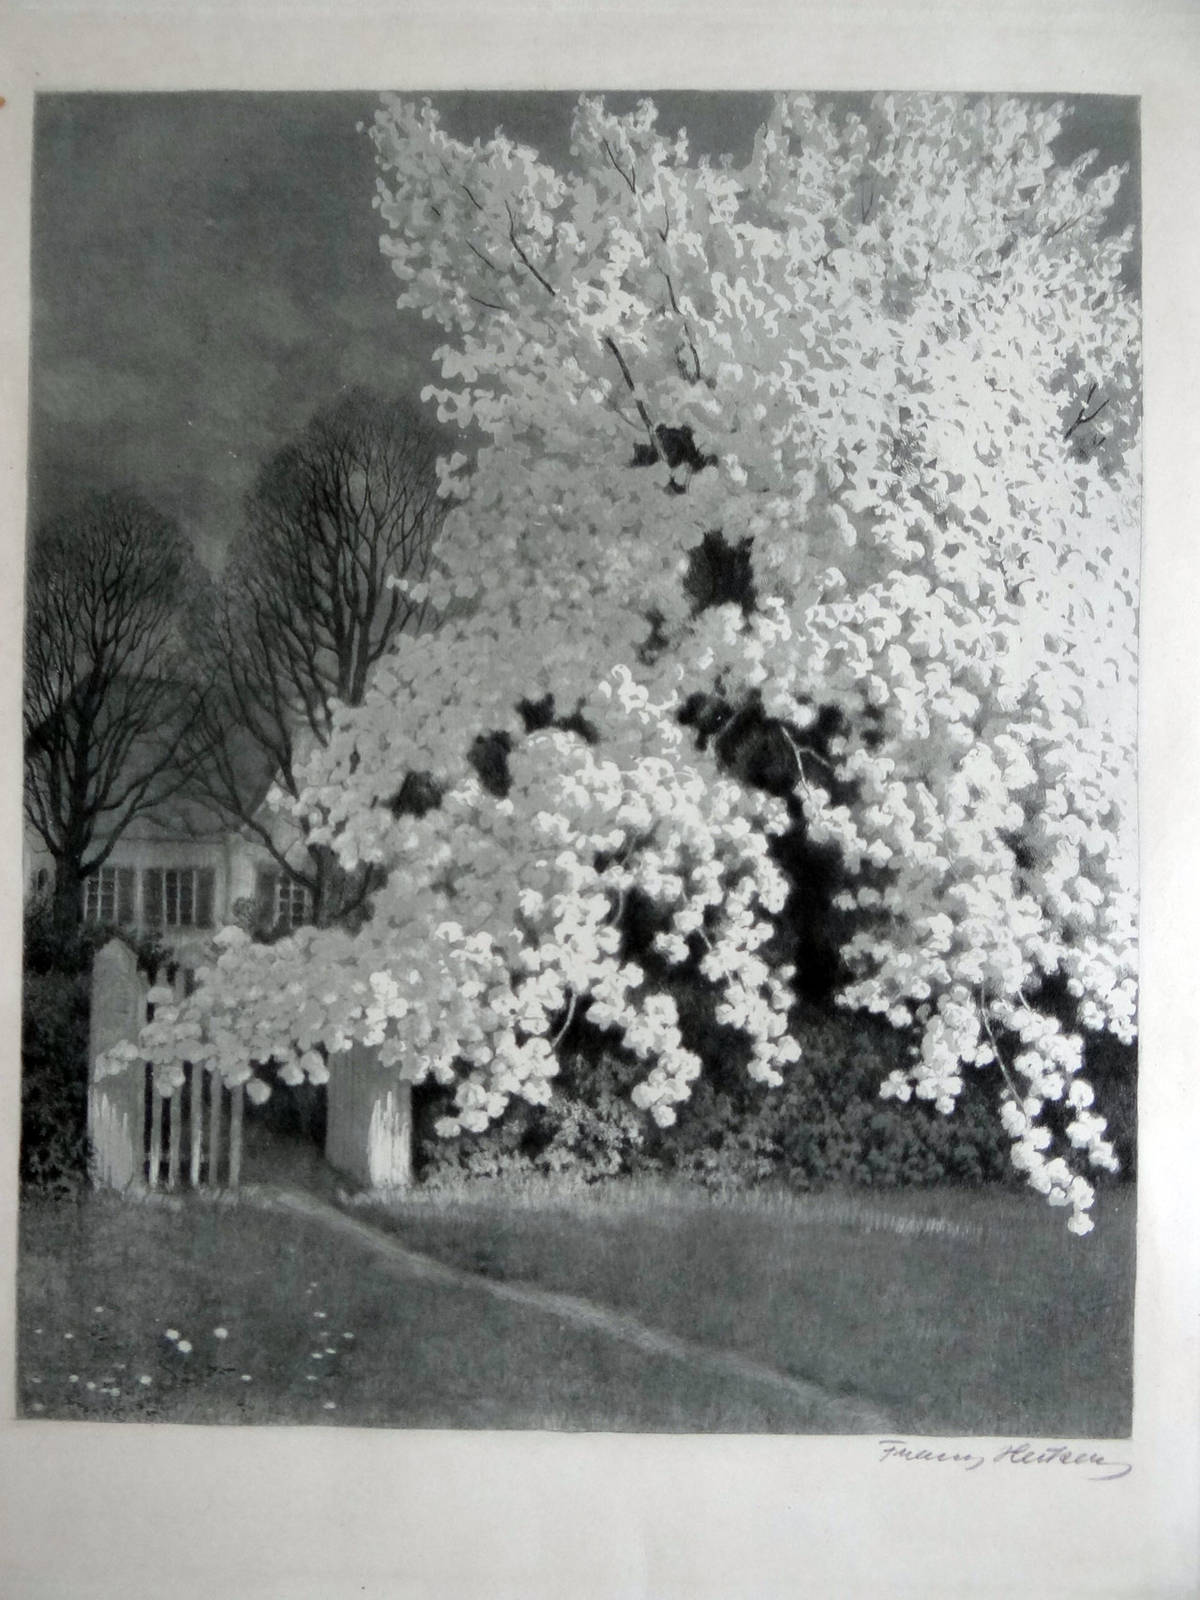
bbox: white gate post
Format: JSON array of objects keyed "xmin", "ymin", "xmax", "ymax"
[
  {"xmin": 87, "ymin": 939, "xmax": 147, "ymax": 1189},
  {"xmin": 324, "ymin": 1042, "xmax": 412, "ymax": 1191}
]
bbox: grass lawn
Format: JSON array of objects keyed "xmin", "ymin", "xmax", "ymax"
[
  {"xmin": 351, "ymin": 1177, "xmax": 1136, "ymax": 1438},
  {"xmin": 16, "ymin": 1191, "xmax": 868, "ymax": 1431},
  {"xmin": 16, "ymin": 1176, "xmax": 1134, "ymax": 1436}
]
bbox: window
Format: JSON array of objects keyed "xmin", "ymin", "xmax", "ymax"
[
  {"xmin": 143, "ymin": 867, "xmax": 215, "ymax": 929},
  {"xmin": 84, "ymin": 866, "xmax": 136, "ymax": 926},
  {"xmin": 256, "ymin": 870, "xmax": 312, "ymax": 931}
]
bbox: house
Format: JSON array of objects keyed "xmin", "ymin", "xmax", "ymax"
[{"xmin": 24, "ymin": 744, "xmax": 313, "ymax": 957}]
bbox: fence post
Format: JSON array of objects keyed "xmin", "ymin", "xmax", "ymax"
[
  {"xmin": 167, "ymin": 1086, "xmax": 183, "ymax": 1189},
  {"xmin": 163, "ymin": 965, "xmax": 190, "ymax": 1189},
  {"xmin": 189, "ymin": 1064, "xmax": 205, "ymax": 1187},
  {"xmin": 324, "ymin": 1042, "xmax": 412, "ymax": 1191},
  {"xmin": 88, "ymin": 939, "xmax": 147, "ymax": 1190},
  {"xmin": 229, "ymin": 1085, "xmax": 244, "ymax": 1189},
  {"xmin": 147, "ymin": 1092, "xmax": 163, "ymax": 1187},
  {"xmin": 208, "ymin": 1074, "xmax": 223, "ymax": 1184}
]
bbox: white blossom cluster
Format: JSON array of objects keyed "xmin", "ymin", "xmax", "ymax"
[{"xmin": 132, "ymin": 93, "xmax": 1138, "ymax": 1231}]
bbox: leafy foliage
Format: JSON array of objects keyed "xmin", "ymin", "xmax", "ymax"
[
  {"xmin": 662, "ymin": 1009, "xmax": 1014, "ymax": 1190},
  {"xmin": 139, "ymin": 94, "xmax": 1138, "ymax": 1231},
  {"xmin": 418, "ymin": 1005, "xmax": 1014, "ymax": 1190}
]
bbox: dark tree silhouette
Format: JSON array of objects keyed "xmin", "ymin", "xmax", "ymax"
[
  {"xmin": 184, "ymin": 388, "xmax": 444, "ymax": 928},
  {"xmin": 24, "ymin": 489, "xmax": 207, "ymax": 931}
]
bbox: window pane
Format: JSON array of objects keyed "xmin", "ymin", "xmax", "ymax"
[
  {"xmin": 144, "ymin": 869, "xmax": 163, "ymax": 925},
  {"xmin": 197, "ymin": 870, "xmax": 215, "ymax": 929},
  {"xmin": 179, "ymin": 871, "xmax": 194, "ymax": 926},
  {"xmin": 256, "ymin": 870, "xmax": 276, "ymax": 925},
  {"xmin": 117, "ymin": 868, "xmax": 135, "ymax": 925},
  {"xmin": 165, "ymin": 870, "xmax": 179, "ymax": 926},
  {"xmin": 273, "ymin": 878, "xmax": 310, "ymax": 929}
]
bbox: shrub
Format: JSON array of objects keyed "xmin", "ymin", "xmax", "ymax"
[
  {"xmin": 21, "ymin": 968, "xmax": 90, "ymax": 1195},
  {"xmin": 416, "ymin": 1002, "xmax": 1020, "ymax": 1192},
  {"xmin": 23, "ymin": 899, "xmax": 171, "ymax": 979},
  {"xmin": 416, "ymin": 1053, "xmax": 648, "ymax": 1185},
  {"xmin": 20, "ymin": 905, "xmax": 172, "ymax": 1194},
  {"xmin": 658, "ymin": 1006, "xmax": 1014, "ymax": 1191}
]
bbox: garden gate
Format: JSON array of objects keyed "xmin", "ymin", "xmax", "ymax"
[
  {"xmin": 88, "ymin": 937, "xmax": 413, "ymax": 1193},
  {"xmin": 88, "ymin": 939, "xmax": 244, "ymax": 1191}
]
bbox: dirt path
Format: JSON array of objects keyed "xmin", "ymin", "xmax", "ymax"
[{"xmin": 253, "ymin": 1184, "xmax": 895, "ymax": 1432}]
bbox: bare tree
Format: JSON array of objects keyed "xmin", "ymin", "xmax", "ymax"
[
  {"xmin": 186, "ymin": 388, "xmax": 443, "ymax": 928},
  {"xmin": 24, "ymin": 489, "xmax": 207, "ymax": 931}
]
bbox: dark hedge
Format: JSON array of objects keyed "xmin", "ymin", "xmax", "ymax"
[{"xmin": 20, "ymin": 904, "xmax": 171, "ymax": 1194}]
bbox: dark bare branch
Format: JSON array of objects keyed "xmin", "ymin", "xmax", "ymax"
[
  {"xmin": 1063, "ymin": 384, "xmax": 1112, "ymax": 442},
  {"xmin": 603, "ymin": 335, "xmax": 659, "ymax": 451},
  {"xmin": 189, "ymin": 388, "xmax": 444, "ymax": 927},
  {"xmin": 24, "ymin": 489, "xmax": 209, "ymax": 928},
  {"xmin": 602, "ymin": 137, "xmax": 638, "ymax": 196},
  {"xmin": 504, "ymin": 201, "xmax": 557, "ymax": 298}
]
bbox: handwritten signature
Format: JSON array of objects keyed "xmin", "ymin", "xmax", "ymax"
[{"xmin": 877, "ymin": 1439, "xmax": 1132, "ymax": 1481}]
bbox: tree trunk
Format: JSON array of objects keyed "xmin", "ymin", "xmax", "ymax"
[
  {"xmin": 310, "ymin": 842, "xmax": 376, "ymax": 930},
  {"xmin": 51, "ymin": 857, "xmax": 84, "ymax": 938}
]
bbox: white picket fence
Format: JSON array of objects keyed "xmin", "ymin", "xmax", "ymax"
[
  {"xmin": 88, "ymin": 939, "xmax": 244, "ymax": 1191},
  {"xmin": 88, "ymin": 936, "xmax": 412, "ymax": 1194}
]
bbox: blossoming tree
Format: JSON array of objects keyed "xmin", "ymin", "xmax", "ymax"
[{"xmin": 127, "ymin": 93, "xmax": 1138, "ymax": 1232}]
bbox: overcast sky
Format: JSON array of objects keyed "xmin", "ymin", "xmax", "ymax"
[{"xmin": 28, "ymin": 91, "xmax": 1139, "ymax": 568}]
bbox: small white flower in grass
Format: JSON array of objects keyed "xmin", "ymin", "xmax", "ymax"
[
  {"xmin": 306, "ymin": 1374, "xmax": 319, "ymax": 1382},
  {"xmin": 86, "ymin": 1382, "xmax": 96, "ymax": 1391},
  {"xmin": 176, "ymin": 1340, "xmax": 193, "ymax": 1355},
  {"xmin": 30, "ymin": 1402, "xmax": 44, "ymax": 1413},
  {"xmin": 63, "ymin": 1333, "xmax": 74, "ymax": 1341},
  {"xmin": 213, "ymin": 1327, "xmax": 229, "ymax": 1340},
  {"xmin": 68, "ymin": 1375, "xmax": 78, "ymax": 1384},
  {"xmin": 313, "ymin": 1311, "xmax": 327, "ymax": 1319},
  {"xmin": 33, "ymin": 1328, "xmax": 42, "ymax": 1335},
  {"xmin": 240, "ymin": 1374, "xmax": 252, "ymax": 1383},
  {"xmin": 93, "ymin": 1306, "xmax": 105, "ymax": 1315},
  {"xmin": 165, "ymin": 1328, "xmax": 180, "ymax": 1342},
  {"xmin": 342, "ymin": 1333, "xmax": 354, "ymax": 1341},
  {"xmin": 29, "ymin": 1376, "xmax": 41, "ymax": 1385},
  {"xmin": 323, "ymin": 1402, "xmax": 337, "ymax": 1411},
  {"xmin": 312, "ymin": 1352, "xmax": 324, "ymax": 1361},
  {"xmin": 324, "ymin": 1347, "xmax": 337, "ymax": 1356},
  {"xmin": 138, "ymin": 1375, "xmax": 153, "ymax": 1386}
]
